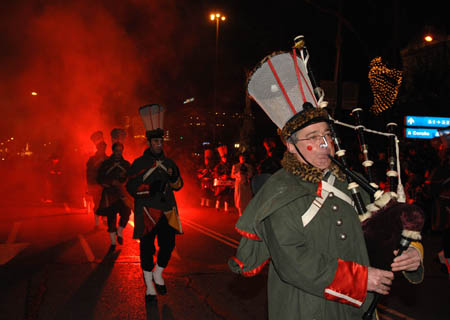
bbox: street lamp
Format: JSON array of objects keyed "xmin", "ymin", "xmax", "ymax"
[
  {"xmin": 424, "ymin": 34, "xmax": 433, "ymax": 42},
  {"xmin": 209, "ymin": 12, "xmax": 226, "ymax": 143}
]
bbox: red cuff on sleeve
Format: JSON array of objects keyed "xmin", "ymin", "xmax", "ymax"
[
  {"xmin": 231, "ymin": 256, "xmax": 270, "ymax": 277},
  {"xmin": 324, "ymin": 259, "xmax": 368, "ymax": 308},
  {"xmin": 235, "ymin": 227, "xmax": 261, "ymax": 241}
]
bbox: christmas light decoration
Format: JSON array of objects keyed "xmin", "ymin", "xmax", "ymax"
[{"xmin": 368, "ymin": 57, "xmax": 403, "ymax": 115}]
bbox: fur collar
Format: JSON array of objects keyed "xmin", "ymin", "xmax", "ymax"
[{"xmin": 281, "ymin": 151, "xmax": 346, "ymax": 183}]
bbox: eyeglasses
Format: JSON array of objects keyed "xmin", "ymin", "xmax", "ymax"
[{"xmin": 297, "ymin": 132, "xmax": 333, "ymax": 144}]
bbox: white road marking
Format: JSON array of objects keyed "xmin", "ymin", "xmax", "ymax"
[
  {"xmin": 0, "ymin": 243, "xmax": 30, "ymax": 265},
  {"xmin": 182, "ymin": 220, "xmax": 238, "ymax": 249},
  {"xmin": 7, "ymin": 222, "xmax": 22, "ymax": 243},
  {"xmin": 78, "ymin": 234, "xmax": 95, "ymax": 262},
  {"xmin": 377, "ymin": 311, "xmax": 394, "ymax": 320},
  {"xmin": 182, "ymin": 218, "xmax": 240, "ymax": 246},
  {"xmin": 64, "ymin": 203, "xmax": 71, "ymax": 213},
  {"xmin": 378, "ymin": 304, "xmax": 415, "ymax": 320}
]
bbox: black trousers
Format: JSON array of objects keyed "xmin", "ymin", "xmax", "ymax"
[
  {"xmin": 105, "ymin": 200, "xmax": 131, "ymax": 233},
  {"xmin": 140, "ymin": 216, "xmax": 176, "ymax": 272}
]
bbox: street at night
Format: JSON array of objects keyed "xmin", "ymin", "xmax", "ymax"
[
  {"xmin": 0, "ymin": 200, "xmax": 449, "ymax": 320},
  {"xmin": 1, "ymin": 0, "xmax": 449, "ymax": 319}
]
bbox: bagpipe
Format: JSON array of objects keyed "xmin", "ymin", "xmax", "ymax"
[{"xmin": 294, "ymin": 36, "xmax": 424, "ymax": 319}]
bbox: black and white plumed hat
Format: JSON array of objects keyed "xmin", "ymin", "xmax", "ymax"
[{"xmin": 139, "ymin": 104, "xmax": 165, "ymax": 140}]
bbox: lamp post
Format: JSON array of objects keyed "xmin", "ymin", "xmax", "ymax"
[{"xmin": 210, "ymin": 12, "xmax": 226, "ymax": 143}]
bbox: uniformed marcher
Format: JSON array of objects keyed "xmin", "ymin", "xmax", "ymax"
[
  {"xmin": 126, "ymin": 104, "xmax": 183, "ymax": 306},
  {"xmin": 86, "ymin": 131, "xmax": 108, "ymax": 228},
  {"xmin": 229, "ymin": 48, "xmax": 422, "ymax": 319},
  {"xmin": 197, "ymin": 148, "xmax": 215, "ymax": 207},
  {"xmin": 213, "ymin": 144, "xmax": 234, "ymax": 212},
  {"xmin": 97, "ymin": 142, "xmax": 132, "ymax": 252},
  {"xmin": 231, "ymin": 152, "xmax": 254, "ymax": 216}
]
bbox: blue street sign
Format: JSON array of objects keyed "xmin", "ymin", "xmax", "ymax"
[
  {"xmin": 405, "ymin": 116, "xmax": 450, "ymax": 128},
  {"xmin": 405, "ymin": 128, "xmax": 441, "ymax": 139}
]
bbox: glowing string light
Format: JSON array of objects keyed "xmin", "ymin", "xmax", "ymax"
[{"xmin": 368, "ymin": 57, "xmax": 403, "ymax": 115}]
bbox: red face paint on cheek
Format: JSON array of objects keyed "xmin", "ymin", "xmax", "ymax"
[{"xmin": 307, "ymin": 145, "xmax": 313, "ymax": 151}]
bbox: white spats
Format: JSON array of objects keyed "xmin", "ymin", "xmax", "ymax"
[
  {"xmin": 144, "ymin": 271, "xmax": 156, "ymax": 295},
  {"xmin": 153, "ymin": 264, "xmax": 165, "ymax": 286}
]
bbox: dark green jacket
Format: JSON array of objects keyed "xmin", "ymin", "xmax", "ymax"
[{"xmin": 230, "ymin": 168, "xmax": 377, "ymax": 319}]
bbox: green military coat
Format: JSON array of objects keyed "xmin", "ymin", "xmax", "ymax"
[{"xmin": 229, "ymin": 162, "xmax": 423, "ymax": 320}]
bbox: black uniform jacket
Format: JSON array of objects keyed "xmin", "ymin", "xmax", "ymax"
[
  {"xmin": 126, "ymin": 148, "xmax": 183, "ymax": 237},
  {"xmin": 96, "ymin": 155, "xmax": 131, "ymax": 214}
]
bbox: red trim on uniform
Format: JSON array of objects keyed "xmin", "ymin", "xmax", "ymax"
[
  {"xmin": 324, "ymin": 259, "xmax": 367, "ymax": 308},
  {"xmin": 235, "ymin": 226, "xmax": 261, "ymax": 240},
  {"xmin": 292, "ymin": 50, "xmax": 307, "ymax": 104},
  {"xmin": 445, "ymin": 258, "xmax": 450, "ymax": 280},
  {"xmin": 267, "ymin": 58, "xmax": 297, "ymax": 115},
  {"xmin": 129, "ymin": 161, "xmax": 158, "ymax": 179},
  {"xmin": 299, "ymin": 69, "xmax": 319, "ymax": 107},
  {"xmin": 316, "ymin": 181, "xmax": 322, "ymax": 198},
  {"xmin": 231, "ymin": 256, "xmax": 244, "ymax": 270},
  {"xmin": 231, "ymin": 256, "xmax": 270, "ymax": 277},
  {"xmin": 137, "ymin": 184, "xmax": 150, "ymax": 192},
  {"xmin": 129, "ymin": 168, "xmax": 149, "ymax": 179}
]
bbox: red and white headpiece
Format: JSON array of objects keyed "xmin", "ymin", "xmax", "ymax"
[{"xmin": 247, "ymin": 41, "xmax": 329, "ymax": 140}]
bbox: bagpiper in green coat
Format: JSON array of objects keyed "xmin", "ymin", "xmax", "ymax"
[
  {"xmin": 230, "ymin": 47, "xmax": 423, "ymax": 320},
  {"xmin": 229, "ymin": 151, "xmax": 424, "ymax": 320}
]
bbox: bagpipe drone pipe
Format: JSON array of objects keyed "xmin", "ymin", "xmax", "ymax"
[{"xmin": 293, "ymin": 36, "xmax": 424, "ymax": 319}]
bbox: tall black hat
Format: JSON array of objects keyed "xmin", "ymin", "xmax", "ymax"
[
  {"xmin": 90, "ymin": 131, "xmax": 104, "ymax": 145},
  {"xmin": 139, "ymin": 104, "xmax": 165, "ymax": 140},
  {"xmin": 110, "ymin": 128, "xmax": 127, "ymax": 143}
]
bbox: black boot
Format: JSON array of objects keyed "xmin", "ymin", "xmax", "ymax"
[{"xmin": 145, "ymin": 294, "xmax": 157, "ymax": 306}]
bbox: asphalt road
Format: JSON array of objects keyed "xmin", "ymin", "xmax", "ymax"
[{"xmin": 0, "ymin": 202, "xmax": 448, "ymax": 320}]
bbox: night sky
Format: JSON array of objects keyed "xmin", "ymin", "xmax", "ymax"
[{"xmin": 0, "ymin": 0, "xmax": 448, "ymax": 148}]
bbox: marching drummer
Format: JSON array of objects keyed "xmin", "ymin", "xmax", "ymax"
[{"xmin": 213, "ymin": 144, "xmax": 234, "ymax": 212}]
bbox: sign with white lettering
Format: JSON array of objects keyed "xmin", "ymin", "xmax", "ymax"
[
  {"xmin": 405, "ymin": 128, "xmax": 441, "ymax": 139},
  {"xmin": 405, "ymin": 116, "xmax": 450, "ymax": 128}
]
